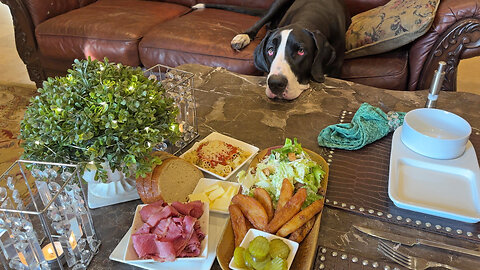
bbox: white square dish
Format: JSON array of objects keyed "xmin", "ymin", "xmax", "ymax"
[
  {"xmin": 180, "ymin": 132, "xmax": 259, "ymax": 180},
  {"xmin": 190, "ymin": 178, "xmax": 241, "ymax": 214},
  {"xmin": 124, "ymin": 202, "xmax": 209, "ymax": 263},
  {"xmin": 389, "ymin": 126, "xmax": 480, "ymax": 223},
  {"xmin": 229, "ymin": 229, "xmax": 299, "ymax": 270}
]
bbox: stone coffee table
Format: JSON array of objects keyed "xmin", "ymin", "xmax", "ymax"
[{"xmin": 89, "ymin": 64, "xmax": 480, "ymax": 270}]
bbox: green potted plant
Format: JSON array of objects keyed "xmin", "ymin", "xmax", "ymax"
[{"xmin": 19, "ymin": 58, "xmax": 180, "ymax": 194}]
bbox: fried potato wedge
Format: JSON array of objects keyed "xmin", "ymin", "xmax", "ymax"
[
  {"xmin": 229, "ymin": 204, "xmax": 248, "ymax": 247},
  {"xmin": 253, "ymin": 187, "xmax": 274, "ymax": 221},
  {"xmin": 277, "ymin": 199, "xmax": 324, "ymax": 237},
  {"xmin": 288, "ymin": 216, "xmax": 316, "ymax": 243},
  {"xmin": 266, "ymin": 188, "xmax": 307, "ymax": 234},
  {"xmin": 231, "ymin": 194, "xmax": 268, "ymax": 231},
  {"xmin": 276, "ymin": 178, "xmax": 294, "ymax": 213}
]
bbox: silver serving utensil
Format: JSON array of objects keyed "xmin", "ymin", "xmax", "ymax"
[
  {"xmin": 354, "ymin": 225, "xmax": 480, "ymax": 258},
  {"xmin": 378, "ymin": 240, "xmax": 461, "ymax": 270}
]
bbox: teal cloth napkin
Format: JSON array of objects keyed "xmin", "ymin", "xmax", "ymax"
[{"xmin": 317, "ymin": 103, "xmax": 405, "ymax": 150}]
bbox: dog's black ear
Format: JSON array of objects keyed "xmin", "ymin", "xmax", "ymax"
[
  {"xmin": 254, "ymin": 31, "xmax": 272, "ymax": 73},
  {"xmin": 307, "ymin": 30, "xmax": 336, "ymax": 83}
]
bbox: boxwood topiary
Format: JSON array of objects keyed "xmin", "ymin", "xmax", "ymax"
[{"xmin": 19, "ymin": 58, "xmax": 180, "ymax": 182}]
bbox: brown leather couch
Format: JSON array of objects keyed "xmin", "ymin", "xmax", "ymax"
[{"xmin": 2, "ymin": 0, "xmax": 480, "ymax": 91}]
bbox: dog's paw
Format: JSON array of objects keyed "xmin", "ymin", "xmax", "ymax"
[
  {"xmin": 231, "ymin": 34, "xmax": 251, "ymax": 50},
  {"xmin": 192, "ymin": 3, "xmax": 205, "ymax": 9}
]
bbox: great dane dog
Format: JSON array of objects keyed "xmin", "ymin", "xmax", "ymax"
[{"xmin": 194, "ymin": 0, "xmax": 350, "ymax": 100}]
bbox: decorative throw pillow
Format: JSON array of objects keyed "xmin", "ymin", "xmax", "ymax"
[{"xmin": 345, "ymin": 0, "xmax": 440, "ymax": 59}]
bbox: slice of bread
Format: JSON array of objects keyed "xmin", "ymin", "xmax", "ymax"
[{"xmin": 136, "ymin": 151, "xmax": 203, "ymax": 204}]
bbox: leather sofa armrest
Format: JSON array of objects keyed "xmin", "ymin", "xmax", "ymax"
[
  {"xmin": 1, "ymin": 0, "xmax": 46, "ymax": 85},
  {"xmin": 408, "ymin": 0, "xmax": 480, "ymax": 91}
]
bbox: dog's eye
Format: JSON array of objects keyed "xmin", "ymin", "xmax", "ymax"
[
  {"xmin": 297, "ymin": 49, "xmax": 305, "ymax": 56},
  {"xmin": 267, "ymin": 48, "xmax": 274, "ymax": 56}
]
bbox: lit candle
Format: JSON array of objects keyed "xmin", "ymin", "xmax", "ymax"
[
  {"xmin": 69, "ymin": 231, "xmax": 78, "ymax": 249},
  {"xmin": 42, "ymin": 241, "xmax": 64, "ymax": 261},
  {"xmin": 17, "ymin": 252, "xmax": 27, "ymax": 265}
]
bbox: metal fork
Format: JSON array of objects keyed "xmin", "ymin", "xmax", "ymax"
[{"xmin": 377, "ymin": 240, "xmax": 462, "ymax": 270}]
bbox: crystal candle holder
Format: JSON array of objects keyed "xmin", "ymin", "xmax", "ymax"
[
  {"xmin": 0, "ymin": 160, "xmax": 101, "ymax": 270},
  {"xmin": 144, "ymin": 64, "xmax": 199, "ymax": 154}
]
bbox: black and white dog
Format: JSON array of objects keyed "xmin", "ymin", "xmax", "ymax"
[{"xmin": 194, "ymin": 0, "xmax": 350, "ymax": 100}]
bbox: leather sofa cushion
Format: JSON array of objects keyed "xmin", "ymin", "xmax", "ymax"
[
  {"xmin": 340, "ymin": 48, "xmax": 408, "ymax": 90},
  {"xmin": 25, "ymin": 0, "xmax": 80, "ymax": 26},
  {"xmin": 139, "ymin": 8, "xmax": 266, "ymax": 75},
  {"xmin": 79, "ymin": 0, "xmax": 97, "ymax": 6},
  {"xmin": 199, "ymin": 0, "xmax": 274, "ymax": 10},
  {"xmin": 35, "ymin": 0, "xmax": 189, "ymax": 67},
  {"xmin": 162, "ymin": 0, "xmax": 196, "ymax": 6}
]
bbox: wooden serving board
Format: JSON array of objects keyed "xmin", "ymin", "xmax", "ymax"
[{"xmin": 216, "ymin": 148, "xmax": 330, "ymax": 270}]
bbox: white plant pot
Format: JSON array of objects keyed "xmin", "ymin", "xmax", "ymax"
[{"xmin": 82, "ymin": 162, "xmax": 140, "ymax": 209}]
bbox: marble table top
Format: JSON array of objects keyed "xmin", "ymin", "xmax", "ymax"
[{"xmin": 89, "ymin": 64, "xmax": 480, "ymax": 269}]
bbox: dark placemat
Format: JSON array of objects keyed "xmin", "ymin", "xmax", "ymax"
[{"xmin": 325, "ymin": 110, "xmax": 480, "ymax": 243}]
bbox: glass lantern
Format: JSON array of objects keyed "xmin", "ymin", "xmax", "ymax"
[
  {"xmin": 144, "ymin": 64, "xmax": 199, "ymax": 154},
  {"xmin": 0, "ymin": 160, "xmax": 100, "ymax": 270}
]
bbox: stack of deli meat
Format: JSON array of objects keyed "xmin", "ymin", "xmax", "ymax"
[{"xmin": 131, "ymin": 200, "xmax": 205, "ymax": 262}]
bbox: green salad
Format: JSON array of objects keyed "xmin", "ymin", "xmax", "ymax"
[{"xmin": 237, "ymin": 138, "xmax": 325, "ymax": 208}]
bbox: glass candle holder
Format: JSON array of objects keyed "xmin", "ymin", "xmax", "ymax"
[
  {"xmin": 0, "ymin": 160, "xmax": 101, "ymax": 270},
  {"xmin": 144, "ymin": 64, "xmax": 199, "ymax": 154}
]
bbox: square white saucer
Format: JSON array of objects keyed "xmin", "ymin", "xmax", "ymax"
[{"xmin": 388, "ymin": 126, "xmax": 480, "ymax": 223}]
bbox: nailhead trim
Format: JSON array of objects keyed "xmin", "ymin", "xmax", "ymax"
[
  {"xmin": 325, "ymin": 197, "xmax": 480, "ymax": 239},
  {"xmin": 320, "ymin": 247, "xmax": 396, "ymax": 269}
]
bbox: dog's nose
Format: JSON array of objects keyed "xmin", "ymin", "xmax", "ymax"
[{"xmin": 268, "ymin": 75, "xmax": 288, "ymax": 95}]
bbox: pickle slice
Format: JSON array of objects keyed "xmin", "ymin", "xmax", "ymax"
[
  {"xmin": 244, "ymin": 250, "xmax": 255, "ymax": 270},
  {"xmin": 248, "ymin": 236, "xmax": 270, "ymax": 260},
  {"xmin": 266, "ymin": 257, "xmax": 287, "ymax": 270},
  {"xmin": 269, "ymin": 239, "xmax": 290, "ymax": 259},
  {"xmin": 252, "ymin": 255, "xmax": 271, "ymax": 270},
  {"xmin": 245, "ymin": 251, "xmax": 270, "ymax": 270},
  {"xmin": 233, "ymin": 246, "xmax": 246, "ymax": 268}
]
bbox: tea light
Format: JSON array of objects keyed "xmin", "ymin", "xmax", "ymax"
[
  {"xmin": 42, "ymin": 241, "xmax": 65, "ymax": 269},
  {"xmin": 17, "ymin": 252, "xmax": 27, "ymax": 265},
  {"xmin": 42, "ymin": 241, "xmax": 64, "ymax": 261}
]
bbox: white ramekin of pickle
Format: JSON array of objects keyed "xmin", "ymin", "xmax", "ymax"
[{"xmin": 229, "ymin": 229, "xmax": 299, "ymax": 270}]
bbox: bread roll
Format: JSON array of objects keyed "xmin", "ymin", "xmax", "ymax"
[{"xmin": 136, "ymin": 151, "xmax": 203, "ymax": 204}]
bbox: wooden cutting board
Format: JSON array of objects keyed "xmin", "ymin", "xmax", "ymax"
[{"xmin": 216, "ymin": 147, "xmax": 330, "ymax": 270}]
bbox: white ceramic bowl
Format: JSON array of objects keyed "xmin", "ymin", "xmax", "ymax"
[
  {"xmin": 229, "ymin": 229, "xmax": 299, "ymax": 270},
  {"xmin": 400, "ymin": 108, "xmax": 471, "ymax": 159}
]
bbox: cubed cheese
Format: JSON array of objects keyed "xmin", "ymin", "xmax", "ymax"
[
  {"xmin": 203, "ymin": 183, "xmax": 221, "ymax": 194},
  {"xmin": 208, "ymin": 185, "xmax": 225, "ymax": 201},
  {"xmin": 222, "ymin": 186, "xmax": 237, "ymax": 200},
  {"xmin": 188, "ymin": 192, "xmax": 210, "ymax": 204},
  {"xmin": 211, "ymin": 194, "xmax": 231, "ymax": 211}
]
